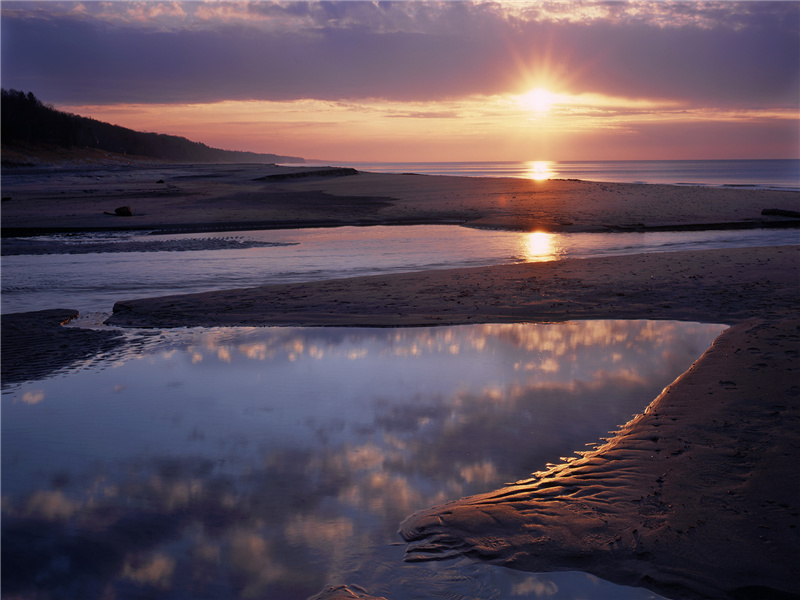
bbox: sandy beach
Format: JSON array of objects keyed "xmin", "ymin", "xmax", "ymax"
[
  {"xmin": 2, "ymin": 164, "xmax": 799, "ymax": 600},
  {"xmin": 2, "ymin": 163, "xmax": 799, "ymax": 235}
]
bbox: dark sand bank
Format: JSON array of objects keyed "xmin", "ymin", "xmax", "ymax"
[
  {"xmin": 2, "ymin": 163, "xmax": 799, "ymax": 236},
  {"xmin": 107, "ymin": 245, "xmax": 799, "ymax": 329},
  {"xmin": 309, "ymin": 585, "xmax": 388, "ymax": 600},
  {"xmin": 1, "ymin": 309, "xmax": 124, "ymax": 387},
  {"xmin": 401, "ymin": 318, "xmax": 800, "ymax": 600}
]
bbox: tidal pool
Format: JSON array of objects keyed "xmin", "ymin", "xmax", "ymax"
[{"xmin": 2, "ymin": 320, "xmax": 725, "ymax": 599}]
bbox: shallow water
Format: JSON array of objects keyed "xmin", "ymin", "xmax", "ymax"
[
  {"xmin": 2, "ymin": 320, "xmax": 724, "ymax": 599},
  {"xmin": 2, "ymin": 224, "xmax": 796, "ymax": 315}
]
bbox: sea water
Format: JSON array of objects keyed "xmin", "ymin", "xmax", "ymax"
[
  {"xmin": 318, "ymin": 159, "xmax": 800, "ymax": 190},
  {"xmin": 2, "ymin": 320, "xmax": 725, "ymax": 599}
]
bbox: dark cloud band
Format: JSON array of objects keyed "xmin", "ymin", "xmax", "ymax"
[{"xmin": 1, "ymin": 2, "xmax": 797, "ymax": 109}]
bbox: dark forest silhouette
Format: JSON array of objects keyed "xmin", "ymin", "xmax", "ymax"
[{"xmin": 1, "ymin": 89, "xmax": 303, "ymax": 164}]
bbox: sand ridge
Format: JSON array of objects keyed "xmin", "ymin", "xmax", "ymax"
[
  {"xmin": 1, "ymin": 309, "xmax": 124, "ymax": 387},
  {"xmin": 400, "ymin": 318, "xmax": 800, "ymax": 600},
  {"xmin": 107, "ymin": 245, "xmax": 799, "ymax": 329}
]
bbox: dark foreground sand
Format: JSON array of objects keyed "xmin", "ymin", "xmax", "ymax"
[
  {"xmin": 2, "ymin": 165, "xmax": 799, "ymax": 599},
  {"xmin": 1, "ymin": 309, "xmax": 124, "ymax": 387},
  {"xmin": 401, "ymin": 317, "xmax": 799, "ymax": 600}
]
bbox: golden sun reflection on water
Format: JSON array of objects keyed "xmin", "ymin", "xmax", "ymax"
[
  {"xmin": 524, "ymin": 160, "xmax": 555, "ymax": 181},
  {"xmin": 523, "ymin": 231, "xmax": 561, "ymax": 262}
]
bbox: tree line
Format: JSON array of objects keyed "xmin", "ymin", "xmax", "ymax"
[{"xmin": 1, "ymin": 89, "xmax": 303, "ymax": 164}]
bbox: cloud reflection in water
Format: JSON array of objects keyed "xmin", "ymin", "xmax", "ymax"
[{"xmin": 2, "ymin": 321, "xmax": 724, "ymax": 599}]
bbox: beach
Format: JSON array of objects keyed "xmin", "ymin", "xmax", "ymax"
[
  {"xmin": 3, "ymin": 163, "xmax": 799, "ymax": 235},
  {"xmin": 2, "ymin": 164, "xmax": 799, "ymax": 600}
]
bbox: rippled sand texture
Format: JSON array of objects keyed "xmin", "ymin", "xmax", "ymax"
[
  {"xmin": 1, "ymin": 309, "xmax": 124, "ymax": 387},
  {"xmin": 400, "ymin": 319, "xmax": 800, "ymax": 600}
]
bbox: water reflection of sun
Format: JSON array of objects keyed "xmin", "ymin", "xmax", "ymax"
[
  {"xmin": 525, "ymin": 160, "xmax": 554, "ymax": 181},
  {"xmin": 524, "ymin": 231, "xmax": 557, "ymax": 262}
]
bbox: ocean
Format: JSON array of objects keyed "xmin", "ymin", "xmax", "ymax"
[{"xmin": 317, "ymin": 159, "xmax": 800, "ymax": 191}]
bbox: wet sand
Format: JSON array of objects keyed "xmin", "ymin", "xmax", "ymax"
[
  {"xmin": 400, "ymin": 317, "xmax": 800, "ymax": 600},
  {"xmin": 106, "ymin": 245, "xmax": 798, "ymax": 329},
  {"xmin": 3, "ymin": 163, "xmax": 799, "ymax": 599},
  {"xmin": 1, "ymin": 309, "xmax": 124, "ymax": 387}
]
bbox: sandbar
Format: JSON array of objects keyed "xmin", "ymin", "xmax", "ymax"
[
  {"xmin": 106, "ymin": 245, "xmax": 798, "ymax": 329},
  {"xmin": 401, "ymin": 317, "xmax": 799, "ymax": 600},
  {"xmin": 1, "ymin": 309, "xmax": 124, "ymax": 387}
]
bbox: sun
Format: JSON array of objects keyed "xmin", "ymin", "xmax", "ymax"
[{"xmin": 517, "ymin": 87, "xmax": 560, "ymax": 113}]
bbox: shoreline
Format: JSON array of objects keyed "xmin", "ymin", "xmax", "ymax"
[
  {"xmin": 2, "ymin": 164, "xmax": 799, "ymax": 237},
  {"xmin": 2, "ymin": 215, "xmax": 799, "ymax": 240}
]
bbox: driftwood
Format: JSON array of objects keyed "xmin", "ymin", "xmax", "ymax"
[{"xmin": 103, "ymin": 206, "xmax": 133, "ymax": 216}]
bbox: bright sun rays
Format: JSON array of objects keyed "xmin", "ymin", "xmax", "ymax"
[{"xmin": 517, "ymin": 87, "xmax": 561, "ymax": 113}]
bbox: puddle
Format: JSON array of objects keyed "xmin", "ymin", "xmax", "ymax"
[{"xmin": 2, "ymin": 321, "xmax": 724, "ymax": 599}]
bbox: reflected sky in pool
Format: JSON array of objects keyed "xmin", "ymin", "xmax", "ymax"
[{"xmin": 2, "ymin": 321, "xmax": 724, "ymax": 599}]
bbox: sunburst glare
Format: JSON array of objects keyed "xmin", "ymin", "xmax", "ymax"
[{"xmin": 517, "ymin": 88, "xmax": 561, "ymax": 113}]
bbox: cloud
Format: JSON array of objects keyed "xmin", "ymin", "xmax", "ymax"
[
  {"xmin": 122, "ymin": 553, "xmax": 176, "ymax": 589},
  {"xmin": 1, "ymin": 1, "xmax": 797, "ymax": 110},
  {"xmin": 511, "ymin": 575, "xmax": 559, "ymax": 597},
  {"xmin": 20, "ymin": 390, "xmax": 45, "ymax": 404}
]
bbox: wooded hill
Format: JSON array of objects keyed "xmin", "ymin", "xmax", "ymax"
[{"xmin": 1, "ymin": 89, "xmax": 303, "ymax": 164}]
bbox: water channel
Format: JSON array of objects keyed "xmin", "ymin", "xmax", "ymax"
[{"xmin": 2, "ymin": 225, "xmax": 795, "ymax": 316}]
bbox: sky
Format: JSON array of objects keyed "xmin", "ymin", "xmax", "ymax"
[{"xmin": 2, "ymin": 1, "xmax": 798, "ymax": 162}]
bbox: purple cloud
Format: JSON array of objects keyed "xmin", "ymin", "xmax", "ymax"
[{"xmin": 1, "ymin": 1, "xmax": 797, "ymax": 109}]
